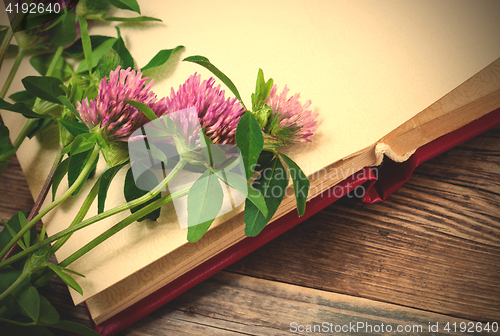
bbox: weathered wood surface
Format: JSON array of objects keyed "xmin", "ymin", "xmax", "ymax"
[{"xmin": 1, "ymin": 126, "xmax": 499, "ymax": 335}]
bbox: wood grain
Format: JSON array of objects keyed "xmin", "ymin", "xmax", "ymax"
[
  {"xmin": 0, "ymin": 126, "xmax": 499, "ymax": 335},
  {"xmin": 227, "ymin": 125, "xmax": 500, "ymax": 322},
  {"xmin": 0, "ymin": 155, "xmax": 34, "ymax": 221},
  {"xmin": 125, "ymin": 271, "xmax": 484, "ymax": 336}
]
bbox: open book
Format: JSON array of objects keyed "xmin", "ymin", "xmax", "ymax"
[{"xmin": 2, "ymin": 0, "xmax": 500, "ymax": 329}]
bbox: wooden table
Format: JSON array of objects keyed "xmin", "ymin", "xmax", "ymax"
[{"xmin": 1, "ymin": 126, "xmax": 499, "ymax": 335}]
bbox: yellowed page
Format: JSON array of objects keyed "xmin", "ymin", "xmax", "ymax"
[{"xmin": 1, "ymin": 0, "xmax": 500, "ymax": 305}]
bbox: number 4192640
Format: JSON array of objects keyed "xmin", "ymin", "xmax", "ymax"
[
  {"xmin": 444, "ymin": 321, "xmax": 498, "ymax": 333},
  {"xmin": 5, "ymin": 2, "xmax": 61, "ymax": 14}
]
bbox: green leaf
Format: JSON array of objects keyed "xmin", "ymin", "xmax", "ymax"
[
  {"xmin": 22, "ymin": 76, "xmax": 66, "ymax": 104},
  {"xmin": 27, "ymin": 119, "xmax": 55, "ymax": 139},
  {"xmin": 98, "ymin": 164, "xmax": 126, "ymax": 213},
  {"xmin": 255, "ymin": 150, "xmax": 275, "ymax": 172},
  {"xmin": 38, "ymin": 296, "xmax": 60, "ymax": 325},
  {"xmin": 279, "ymin": 153, "xmax": 309, "ymax": 216},
  {"xmin": 64, "ymin": 35, "xmax": 114, "ymax": 58},
  {"xmin": 183, "ymin": 55, "xmax": 245, "ymax": 107},
  {"xmin": 3, "ymin": 219, "xmax": 24, "ymax": 250},
  {"xmin": 46, "ymin": 264, "xmax": 83, "ymax": 295},
  {"xmin": 0, "ymin": 266, "xmax": 21, "ymax": 293},
  {"xmin": 0, "ymin": 98, "xmax": 49, "ymax": 119},
  {"xmin": 108, "ymin": 0, "xmax": 141, "ymax": 14},
  {"xmin": 187, "ymin": 169, "xmax": 224, "ymax": 242},
  {"xmin": 251, "ymin": 68, "xmax": 274, "ymax": 110},
  {"xmin": 59, "ymin": 119, "xmax": 89, "ymax": 138},
  {"xmin": 30, "ymin": 54, "xmax": 73, "ymax": 80},
  {"xmin": 50, "ymin": 10, "xmax": 76, "ymax": 47},
  {"xmin": 104, "ymin": 16, "xmax": 161, "ymax": 22},
  {"xmin": 77, "ymin": 16, "xmax": 93, "ymax": 75},
  {"xmin": 235, "ymin": 111, "xmax": 264, "ymax": 179},
  {"xmin": 83, "ymin": 84, "xmax": 98, "ymax": 101},
  {"xmin": 141, "ymin": 46, "xmax": 184, "ymax": 72},
  {"xmin": 123, "ymin": 166, "xmax": 161, "ymax": 221},
  {"xmin": 58, "ymin": 96, "xmax": 81, "ymax": 121},
  {"xmin": 61, "ymin": 144, "xmax": 71, "ymax": 156},
  {"xmin": 124, "ymin": 99, "xmax": 157, "ymax": 121},
  {"xmin": 148, "ymin": 143, "xmax": 168, "ymax": 163},
  {"xmin": 52, "ymin": 158, "xmax": 69, "ymax": 201},
  {"xmin": 244, "ymin": 157, "xmax": 288, "ymax": 237},
  {"xmin": 11, "ymin": 281, "xmax": 40, "ymax": 322},
  {"xmin": 43, "ymin": 320, "xmax": 101, "ymax": 336},
  {"xmin": 0, "ymin": 123, "xmax": 16, "ymax": 162},
  {"xmin": 76, "ymin": 36, "xmax": 118, "ymax": 74},
  {"xmin": 95, "ymin": 133, "xmax": 108, "ymax": 149},
  {"xmin": 58, "ymin": 266, "xmax": 85, "ymax": 278},
  {"xmin": 9, "ymin": 90, "xmax": 36, "ymax": 105},
  {"xmin": 68, "ymin": 148, "xmax": 99, "ymax": 196},
  {"xmin": 112, "ymin": 27, "xmax": 134, "ymax": 69},
  {"xmin": 214, "ymin": 170, "xmax": 268, "ymax": 217},
  {"xmin": 70, "ymin": 133, "xmax": 97, "ymax": 155},
  {"xmin": 0, "ymin": 211, "xmax": 31, "ymax": 253},
  {"xmin": 199, "ymin": 131, "xmax": 226, "ymax": 166}
]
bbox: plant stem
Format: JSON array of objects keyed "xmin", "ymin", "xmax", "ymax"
[
  {"xmin": 0, "ymin": 26, "xmax": 14, "ymax": 69},
  {"xmin": 0, "ymin": 317, "xmax": 35, "ymax": 327},
  {"xmin": 46, "ymin": 46, "xmax": 64, "ymax": 77},
  {"xmin": 1, "ymin": 147, "xmax": 64, "ymax": 261},
  {"xmin": 0, "ymin": 47, "xmax": 25, "ymax": 99},
  {"xmin": 28, "ymin": 148, "xmax": 64, "ymax": 222},
  {"xmin": 0, "ymin": 145, "xmax": 100, "ymax": 261},
  {"xmin": 50, "ymin": 174, "xmax": 100, "ymax": 254},
  {"xmin": 0, "ymin": 160, "xmax": 188, "ymax": 269},
  {"xmin": 11, "ymin": 118, "xmax": 36, "ymax": 150},
  {"xmin": 3, "ymin": 45, "xmax": 65, "ymax": 176},
  {"xmin": 0, "ymin": 272, "xmax": 27, "ymax": 302},
  {"xmin": 4, "ymin": 186, "xmax": 192, "ymax": 271},
  {"xmin": 33, "ymin": 45, "xmax": 64, "ymax": 108},
  {"xmin": 60, "ymin": 185, "xmax": 190, "ymax": 267}
]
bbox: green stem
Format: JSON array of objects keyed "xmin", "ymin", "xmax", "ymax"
[
  {"xmin": 27, "ymin": 147, "xmax": 64, "ymax": 222},
  {"xmin": 0, "ymin": 272, "xmax": 27, "ymax": 303},
  {"xmin": 1, "ymin": 147, "xmax": 64, "ymax": 261},
  {"xmin": 0, "ymin": 145, "xmax": 100, "ymax": 260},
  {"xmin": 0, "ymin": 47, "xmax": 25, "ymax": 99},
  {"xmin": 12, "ymin": 118, "xmax": 37, "ymax": 150},
  {"xmin": 5, "ymin": 186, "xmax": 192, "ymax": 271},
  {"xmin": 0, "ymin": 160, "xmax": 188, "ymax": 269},
  {"xmin": 0, "ymin": 44, "xmax": 65, "ymax": 177},
  {"xmin": 0, "ymin": 26, "xmax": 14, "ymax": 69},
  {"xmin": 60, "ymin": 185, "xmax": 190, "ymax": 267},
  {"xmin": 50, "ymin": 174, "xmax": 101, "ymax": 254},
  {"xmin": 0, "ymin": 317, "xmax": 35, "ymax": 327},
  {"xmin": 33, "ymin": 45, "xmax": 64, "ymax": 108},
  {"xmin": 45, "ymin": 46, "xmax": 64, "ymax": 77}
]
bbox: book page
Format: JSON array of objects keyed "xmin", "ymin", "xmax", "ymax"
[{"xmin": 1, "ymin": 0, "xmax": 499, "ymax": 305}]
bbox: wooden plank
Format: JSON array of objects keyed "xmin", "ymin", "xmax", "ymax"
[
  {"xmin": 227, "ymin": 126, "xmax": 500, "ymax": 322},
  {"xmin": 127, "ymin": 271, "xmax": 492, "ymax": 336},
  {"xmin": 0, "ymin": 156, "xmax": 34, "ymax": 221}
]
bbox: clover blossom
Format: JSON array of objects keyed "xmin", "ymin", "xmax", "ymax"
[
  {"xmin": 262, "ymin": 84, "xmax": 318, "ymax": 147},
  {"xmin": 77, "ymin": 66, "xmax": 167, "ymax": 143},
  {"xmin": 164, "ymin": 73, "xmax": 244, "ymax": 145}
]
